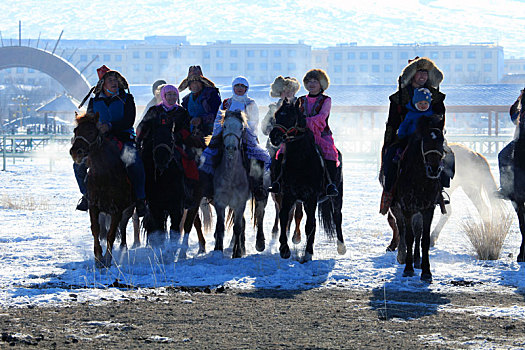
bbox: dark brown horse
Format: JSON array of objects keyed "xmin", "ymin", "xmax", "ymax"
[
  {"xmin": 389, "ymin": 115, "xmax": 444, "ymax": 282},
  {"xmin": 70, "ymin": 112, "xmax": 134, "ymax": 267},
  {"xmin": 511, "ymin": 102, "xmax": 525, "ymax": 262}
]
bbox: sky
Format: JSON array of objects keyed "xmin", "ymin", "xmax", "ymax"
[{"xmin": 1, "ymin": 0, "xmax": 525, "ymax": 57}]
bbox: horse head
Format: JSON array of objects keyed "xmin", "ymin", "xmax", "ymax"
[
  {"xmin": 269, "ymin": 98, "xmax": 305, "ymax": 147},
  {"xmin": 221, "ymin": 110, "xmax": 246, "ymax": 159},
  {"xmin": 413, "ymin": 114, "xmax": 445, "ymax": 179},
  {"xmin": 151, "ymin": 121, "xmax": 178, "ymax": 173},
  {"xmin": 70, "ymin": 111, "xmax": 101, "ymax": 164}
]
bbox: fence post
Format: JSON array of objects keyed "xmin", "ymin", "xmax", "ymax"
[{"xmin": 2, "ymin": 135, "xmax": 5, "ymax": 171}]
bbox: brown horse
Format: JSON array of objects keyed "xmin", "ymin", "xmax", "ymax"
[
  {"xmin": 386, "ymin": 142, "xmax": 503, "ymax": 251},
  {"xmin": 70, "ymin": 112, "xmax": 134, "ymax": 267}
]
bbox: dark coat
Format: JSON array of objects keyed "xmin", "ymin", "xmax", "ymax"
[{"xmin": 181, "ymin": 86, "xmax": 221, "ymax": 136}]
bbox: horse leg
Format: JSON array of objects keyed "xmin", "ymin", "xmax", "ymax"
[
  {"xmin": 279, "ymin": 196, "xmax": 294, "ymax": 259},
  {"xmin": 411, "ymin": 213, "xmax": 423, "ymax": 269},
  {"xmin": 146, "ymin": 204, "xmax": 166, "ymax": 247},
  {"xmin": 131, "ymin": 210, "xmax": 141, "ymax": 249},
  {"xmin": 214, "ymin": 205, "xmax": 226, "ymax": 252},
  {"xmin": 386, "ymin": 211, "xmax": 399, "ymax": 251},
  {"xmin": 89, "ymin": 207, "xmax": 104, "ymax": 268},
  {"xmin": 102, "ymin": 212, "xmax": 122, "ymax": 267},
  {"xmin": 292, "ymin": 202, "xmax": 303, "ymax": 244},
  {"xmin": 402, "ymin": 214, "xmax": 415, "ymax": 277},
  {"xmin": 187, "ymin": 207, "xmax": 206, "ymax": 254},
  {"xmin": 255, "ymin": 198, "xmax": 266, "ymax": 252},
  {"xmin": 391, "ymin": 207, "xmax": 407, "ymax": 264},
  {"xmin": 333, "ymin": 189, "xmax": 346, "ymax": 255},
  {"xmin": 302, "ymin": 198, "xmax": 318, "ymax": 263},
  {"xmin": 232, "ymin": 204, "xmax": 246, "ymax": 259},
  {"xmin": 420, "ymin": 208, "xmax": 434, "ymax": 282},
  {"xmin": 118, "ymin": 206, "xmax": 134, "ymax": 250},
  {"xmin": 515, "ymin": 202, "xmax": 525, "ymax": 262},
  {"xmin": 272, "ymin": 194, "xmax": 281, "ymax": 239}
]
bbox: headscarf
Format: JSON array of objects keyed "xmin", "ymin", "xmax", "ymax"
[
  {"xmin": 232, "ymin": 76, "xmax": 249, "ymax": 95},
  {"xmin": 158, "ymin": 84, "xmax": 180, "ymax": 111}
]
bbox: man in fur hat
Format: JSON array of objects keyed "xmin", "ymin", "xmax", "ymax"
[
  {"xmin": 74, "ymin": 65, "xmax": 147, "ymax": 216},
  {"xmin": 179, "ymin": 66, "xmax": 221, "ymax": 137},
  {"xmin": 380, "ymin": 57, "xmax": 452, "ymax": 215}
]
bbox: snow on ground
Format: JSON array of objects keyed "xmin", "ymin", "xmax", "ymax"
[{"xmin": 0, "ymin": 149, "xmax": 524, "ymax": 319}]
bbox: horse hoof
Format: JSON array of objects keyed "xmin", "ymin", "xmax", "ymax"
[
  {"xmin": 280, "ymin": 245, "xmax": 291, "ymax": 259},
  {"xmin": 397, "ymin": 254, "xmax": 406, "ymax": 265},
  {"xmin": 402, "ymin": 270, "xmax": 415, "ymax": 277},
  {"xmin": 414, "ymin": 260, "xmax": 422, "ymax": 269},
  {"xmin": 517, "ymin": 254, "xmax": 525, "ymax": 263},
  {"xmin": 256, "ymin": 239, "xmax": 265, "ymax": 252},
  {"xmin": 214, "ymin": 245, "xmax": 223, "ymax": 252},
  {"xmin": 420, "ymin": 273, "xmax": 433, "ymax": 283},
  {"xmin": 292, "ymin": 233, "xmax": 301, "ymax": 244},
  {"xmin": 301, "ymin": 252, "xmax": 312, "ymax": 263},
  {"xmin": 272, "ymin": 228, "xmax": 279, "ymax": 240},
  {"xmin": 198, "ymin": 244, "xmax": 206, "ymax": 255},
  {"xmin": 337, "ymin": 240, "xmax": 346, "ymax": 255}
]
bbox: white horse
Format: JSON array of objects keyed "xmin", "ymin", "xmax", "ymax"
[{"xmin": 213, "ymin": 110, "xmax": 251, "ymax": 258}]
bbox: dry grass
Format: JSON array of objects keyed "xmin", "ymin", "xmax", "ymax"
[
  {"xmin": 461, "ymin": 210, "xmax": 513, "ymax": 260},
  {"xmin": 0, "ymin": 194, "xmax": 50, "ymax": 210}
]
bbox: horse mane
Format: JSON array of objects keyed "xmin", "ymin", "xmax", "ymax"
[
  {"xmin": 220, "ymin": 109, "xmax": 247, "ymax": 127},
  {"xmin": 75, "ymin": 111, "xmax": 99, "ymax": 126}
]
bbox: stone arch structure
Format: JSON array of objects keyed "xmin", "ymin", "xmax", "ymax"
[{"xmin": 0, "ymin": 46, "xmax": 91, "ymax": 102}]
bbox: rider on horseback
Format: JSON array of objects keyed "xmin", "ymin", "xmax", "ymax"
[
  {"xmin": 380, "ymin": 57, "xmax": 452, "ymax": 215},
  {"xmin": 75, "ymin": 65, "xmax": 147, "ymax": 216},
  {"xmin": 199, "ymin": 76, "xmax": 271, "ymax": 201}
]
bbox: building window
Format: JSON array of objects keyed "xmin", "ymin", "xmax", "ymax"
[
  {"xmin": 115, "ymin": 54, "xmax": 122, "ymax": 62},
  {"xmin": 454, "ymin": 64, "xmax": 463, "ymax": 72},
  {"xmin": 384, "ymin": 52, "xmax": 393, "ymax": 59},
  {"xmin": 484, "ymin": 51, "xmax": 493, "ymax": 59},
  {"xmin": 371, "ymin": 64, "xmax": 380, "ymax": 73},
  {"xmin": 359, "ymin": 52, "xmax": 368, "ymax": 60},
  {"xmin": 27, "ymin": 68, "xmax": 35, "ymax": 73},
  {"xmin": 230, "ymin": 63, "xmax": 238, "ymax": 71},
  {"xmin": 273, "ymin": 62, "xmax": 281, "ymax": 70},
  {"xmin": 16, "ymin": 67, "xmax": 24, "ymax": 73},
  {"xmin": 103, "ymin": 54, "xmax": 111, "ymax": 61},
  {"xmin": 273, "ymin": 50, "xmax": 281, "ymax": 57},
  {"xmin": 80, "ymin": 54, "xmax": 87, "ymax": 62},
  {"xmin": 347, "ymin": 52, "xmax": 355, "ymax": 60},
  {"xmin": 400, "ymin": 52, "xmax": 408, "ymax": 59},
  {"xmin": 159, "ymin": 51, "xmax": 168, "ymax": 59},
  {"xmin": 247, "ymin": 63, "xmax": 255, "ymax": 71},
  {"xmin": 316, "ymin": 55, "xmax": 322, "ymax": 63},
  {"xmin": 288, "ymin": 50, "xmax": 296, "ymax": 57},
  {"xmin": 484, "ymin": 64, "xmax": 492, "ymax": 72},
  {"xmin": 133, "ymin": 64, "xmax": 140, "ymax": 72},
  {"xmin": 467, "ymin": 64, "xmax": 476, "ymax": 72},
  {"xmin": 260, "ymin": 50, "xmax": 268, "ymax": 57},
  {"xmin": 443, "ymin": 51, "xmax": 451, "ymax": 59},
  {"xmin": 288, "ymin": 63, "xmax": 296, "ymax": 70},
  {"xmin": 247, "ymin": 50, "xmax": 255, "ymax": 57},
  {"xmin": 359, "ymin": 65, "xmax": 368, "ymax": 72},
  {"xmin": 347, "ymin": 65, "xmax": 355, "ymax": 72},
  {"xmin": 455, "ymin": 51, "xmax": 463, "ymax": 59},
  {"xmin": 334, "ymin": 65, "xmax": 342, "ymax": 73},
  {"xmin": 230, "ymin": 49, "xmax": 237, "ymax": 57},
  {"xmin": 384, "ymin": 64, "xmax": 393, "ymax": 72},
  {"xmin": 216, "ymin": 63, "xmax": 223, "ymax": 71},
  {"xmin": 216, "ymin": 50, "xmax": 223, "ymax": 58},
  {"xmin": 203, "ymin": 51, "xmax": 210, "ymax": 59},
  {"xmin": 334, "ymin": 52, "xmax": 342, "ymax": 60},
  {"xmin": 467, "ymin": 51, "xmax": 476, "ymax": 59},
  {"xmin": 430, "ymin": 51, "xmax": 439, "ymax": 59},
  {"xmin": 132, "ymin": 51, "xmax": 140, "ymax": 59},
  {"xmin": 145, "ymin": 51, "xmax": 153, "ymax": 59},
  {"xmin": 92, "ymin": 55, "xmax": 99, "ymax": 61},
  {"xmin": 145, "ymin": 64, "xmax": 153, "ymax": 71},
  {"xmin": 260, "ymin": 63, "xmax": 268, "ymax": 70},
  {"xmin": 371, "ymin": 52, "xmax": 379, "ymax": 60}
]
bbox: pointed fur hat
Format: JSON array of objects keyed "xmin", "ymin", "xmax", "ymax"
[
  {"xmin": 270, "ymin": 76, "xmax": 301, "ymax": 98},
  {"xmin": 178, "ymin": 65, "xmax": 216, "ymax": 92},
  {"xmin": 303, "ymin": 69, "xmax": 330, "ymax": 91},
  {"xmin": 399, "ymin": 57, "xmax": 443, "ymax": 89}
]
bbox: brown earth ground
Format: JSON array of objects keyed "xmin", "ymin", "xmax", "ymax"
[{"xmin": 1, "ymin": 287, "xmax": 525, "ymax": 349}]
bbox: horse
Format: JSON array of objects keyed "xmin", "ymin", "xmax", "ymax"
[
  {"xmin": 386, "ymin": 142, "xmax": 503, "ymax": 251},
  {"xmin": 69, "ymin": 111, "xmax": 134, "ymax": 267},
  {"xmin": 388, "ymin": 115, "xmax": 445, "ymax": 282},
  {"xmin": 98, "ymin": 208, "xmax": 140, "ymax": 249},
  {"xmin": 140, "ymin": 115, "xmax": 207, "ymax": 252},
  {"xmin": 213, "ymin": 110, "xmax": 252, "ymax": 258},
  {"xmin": 511, "ymin": 110, "xmax": 525, "ymax": 262},
  {"xmin": 269, "ymin": 99, "xmax": 346, "ymax": 262}
]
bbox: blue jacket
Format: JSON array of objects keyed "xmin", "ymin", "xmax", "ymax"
[
  {"xmin": 181, "ymin": 86, "xmax": 221, "ymax": 136},
  {"xmin": 397, "ymin": 102, "xmax": 434, "ymax": 139}
]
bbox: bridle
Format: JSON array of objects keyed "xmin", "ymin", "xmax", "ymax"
[
  {"xmin": 420, "ymin": 127, "xmax": 444, "ymax": 179},
  {"xmin": 71, "ymin": 131, "xmax": 102, "ymax": 152}
]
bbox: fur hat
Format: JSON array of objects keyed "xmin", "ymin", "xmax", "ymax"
[
  {"xmin": 270, "ymin": 76, "xmax": 301, "ymax": 98},
  {"xmin": 78, "ymin": 65, "xmax": 129, "ymax": 108},
  {"xmin": 303, "ymin": 69, "xmax": 330, "ymax": 91},
  {"xmin": 399, "ymin": 57, "xmax": 443, "ymax": 89},
  {"xmin": 178, "ymin": 65, "xmax": 216, "ymax": 92}
]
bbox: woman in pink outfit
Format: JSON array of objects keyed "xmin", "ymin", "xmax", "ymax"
[{"xmin": 296, "ymin": 68, "xmax": 339, "ymax": 197}]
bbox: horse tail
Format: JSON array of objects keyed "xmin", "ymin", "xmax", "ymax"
[
  {"xmin": 249, "ymin": 197, "xmax": 257, "ymax": 229},
  {"xmin": 199, "ymin": 200, "xmax": 213, "ymax": 235},
  {"xmin": 226, "ymin": 208, "xmax": 235, "ymax": 231},
  {"xmin": 318, "ymin": 200, "xmax": 336, "ymax": 240}
]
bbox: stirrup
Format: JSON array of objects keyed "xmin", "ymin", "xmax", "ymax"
[{"xmin": 76, "ymin": 196, "xmax": 88, "ymax": 211}]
